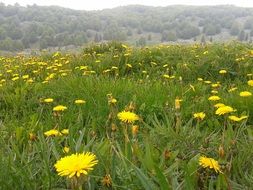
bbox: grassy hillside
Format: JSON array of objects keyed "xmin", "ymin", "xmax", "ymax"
[
  {"xmin": 0, "ymin": 3, "xmax": 253, "ymax": 51},
  {"xmin": 0, "ymin": 42, "xmax": 253, "ymax": 189}
]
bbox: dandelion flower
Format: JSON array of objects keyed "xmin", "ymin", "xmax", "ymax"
[
  {"xmin": 228, "ymin": 115, "xmax": 248, "ymax": 122},
  {"xmin": 248, "ymin": 80, "xmax": 253, "ymax": 86},
  {"xmin": 53, "ymin": 105, "xmax": 67, "ymax": 112},
  {"xmin": 208, "ymin": 96, "xmax": 221, "ymax": 101},
  {"xmin": 63, "ymin": 146, "xmax": 70, "ymax": 153},
  {"xmin": 44, "ymin": 129, "xmax": 62, "ymax": 137},
  {"xmin": 61, "ymin": 129, "xmax": 69, "ymax": 135},
  {"xmin": 240, "ymin": 91, "xmax": 252, "ymax": 97},
  {"xmin": 214, "ymin": 103, "xmax": 225, "ymax": 108},
  {"xmin": 43, "ymin": 98, "xmax": 54, "ymax": 103},
  {"xmin": 219, "ymin": 70, "xmax": 227, "ymax": 74},
  {"xmin": 199, "ymin": 156, "xmax": 221, "ymax": 173},
  {"xmin": 175, "ymin": 98, "xmax": 182, "ymax": 109},
  {"xmin": 117, "ymin": 111, "xmax": 139, "ymax": 123},
  {"xmin": 54, "ymin": 152, "xmax": 98, "ymax": 178},
  {"xmin": 215, "ymin": 106, "xmax": 234, "ymax": 115},
  {"xmin": 228, "ymin": 87, "xmax": 237, "ymax": 92},
  {"xmin": 75, "ymin": 99, "xmax": 86, "ymax": 104},
  {"xmin": 193, "ymin": 112, "xmax": 206, "ymax": 120}
]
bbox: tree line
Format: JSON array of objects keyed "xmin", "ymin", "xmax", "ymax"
[{"xmin": 0, "ymin": 3, "xmax": 253, "ymax": 51}]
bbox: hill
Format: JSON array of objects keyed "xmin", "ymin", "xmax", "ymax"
[{"xmin": 0, "ymin": 3, "xmax": 253, "ymax": 51}]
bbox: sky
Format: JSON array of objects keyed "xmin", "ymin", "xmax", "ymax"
[{"xmin": 2, "ymin": 0, "xmax": 253, "ymax": 10}]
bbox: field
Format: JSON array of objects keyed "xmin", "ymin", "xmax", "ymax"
[{"xmin": 0, "ymin": 42, "xmax": 253, "ymax": 189}]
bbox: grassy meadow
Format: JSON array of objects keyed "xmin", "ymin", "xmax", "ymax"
[{"xmin": 0, "ymin": 42, "xmax": 253, "ymax": 189}]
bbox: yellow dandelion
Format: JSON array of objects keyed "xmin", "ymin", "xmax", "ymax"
[
  {"xmin": 214, "ymin": 103, "xmax": 225, "ymax": 108},
  {"xmin": 228, "ymin": 87, "xmax": 237, "ymax": 92},
  {"xmin": 248, "ymin": 80, "xmax": 253, "ymax": 86},
  {"xmin": 240, "ymin": 91, "xmax": 252, "ymax": 97},
  {"xmin": 75, "ymin": 99, "xmax": 86, "ymax": 104},
  {"xmin": 53, "ymin": 105, "xmax": 67, "ymax": 112},
  {"xmin": 63, "ymin": 146, "xmax": 70, "ymax": 153},
  {"xmin": 228, "ymin": 115, "xmax": 248, "ymax": 122},
  {"xmin": 208, "ymin": 96, "xmax": 221, "ymax": 101},
  {"xmin": 215, "ymin": 106, "xmax": 234, "ymax": 115},
  {"xmin": 199, "ymin": 156, "xmax": 221, "ymax": 173},
  {"xmin": 61, "ymin": 129, "xmax": 69, "ymax": 135},
  {"xmin": 193, "ymin": 112, "xmax": 206, "ymax": 120},
  {"xmin": 43, "ymin": 98, "xmax": 54, "ymax": 103},
  {"xmin": 175, "ymin": 98, "xmax": 182, "ymax": 109},
  {"xmin": 219, "ymin": 70, "xmax": 227, "ymax": 74},
  {"xmin": 163, "ymin": 74, "xmax": 170, "ymax": 79},
  {"xmin": 117, "ymin": 111, "xmax": 139, "ymax": 123},
  {"xmin": 108, "ymin": 98, "xmax": 117, "ymax": 105},
  {"xmin": 204, "ymin": 80, "xmax": 212, "ymax": 84},
  {"xmin": 211, "ymin": 90, "xmax": 218, "ymax": 94},
  {"xmin": 54, "ymin": 152, "xmax": 98, "ymax": 178},
  {"xmin": 44, "ymin": 129, "xmax": 62, "ymax": 137}
]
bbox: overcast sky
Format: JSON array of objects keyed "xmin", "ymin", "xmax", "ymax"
[{"xmin": 2, "ymin": 0, "xmax": 253, "ymax": 10}]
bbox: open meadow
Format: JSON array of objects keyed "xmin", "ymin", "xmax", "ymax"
[{"xmin": 0, "ymin": 42, "xmax": 253, "ymax": 189}]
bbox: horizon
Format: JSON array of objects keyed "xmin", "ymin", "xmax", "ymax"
[{"xmin": 2, "ymin": 0, "xmax": 253, "ymax": 10}]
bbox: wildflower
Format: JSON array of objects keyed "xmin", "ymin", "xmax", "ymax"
[
  {"xmin": 117, "ymin": 111, "xmax": 139, "ymax": 123},
  {"xmin": 211, "ymin": 90, "xmax": 218, "ymax": 94},
  {"xmin": 228, "ymin": 115, "xmax": 248, "ymax": 122},
  {"xmin": 44, "ymin": 129, "xmax": 62, "ymax": 137},
  {"xmin": 211, "ymin": 83, "xmax": 220, "ymax": 88},
  {"xmin": 214, "ymin": 103, "xmax": 225, "ymax": 108},
  {"xmin": 53, "ymin": 105, "xmax": 67, "ymax": 112},
  {"xmin": 63, "ymin": 146, "xmax": 70, "ymax": 153},
  {"xmin": 29, "ymin": 133, "xmax": 36, "ymax": 141},
  {"xmin": 240, "ymin": 91, "xmax": 252, "ymax": 97},
  {"xmin": 175, "ymin": 98, "xmax": 182, "ymax": 109},
  {"xmin": 61, "ymin": 129, "xmax": 69, "ymax": 135},
  {"xmin": 219, "ymin": 70, "xmax": 227, "ymax": 74},
  {"xmin": 54, "ymin": 152, "xmax": 98, "ymax": 178},
  {"xmin": 248, "ymin": 80, "xmax": 253, "ymax": 86},
  {"xmin": 12, "ymin": 76, "xmax": 19, "ymax": 81},
  {"xmin": 204, "ymin": 80, "xmax": 212, "ymax": 84},
  {"xmin": 163, "ymin": 74, "xmax": 170, "ymax": 79},
  {"xmin": 215, "ymin": 106, "xmax": 234, "ymax": 115},
  {"xmin": 43, "ymin": 98, "xmax": 54, "ymax": 103},
  {"xmin": 208, "ymin": 96, "xmax": 221, "ymax": 101},
  {"xmin": 101, "ymin": 174, "xmax": 112, "ymax": 187},
  {"xmin": 126, "ymin": 64, "xmax": 132, "ymax": 68},
  {"xmin": 199, "ymin": 156, "xmax": 221, "ymax": 173},
  {"xmin": 228, "ymin": 87, "xmax": 237, "ymax": 92},
  {"xmin": 108, "ymin": 98, "xmax": 117, "ymax": 105},
  {"xmin": 193, "ymin": 112, "xmax": 206, "ymax": 120},
  {"xmin": 75, "ymin": 99, "xmax": 86, "ymax": 104},
  {"xmin": 197, "ymin": 78, "xmax": 203, "ymax": 81}
]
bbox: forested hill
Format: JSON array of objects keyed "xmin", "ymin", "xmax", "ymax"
[{"xmin": 0, "ymin": 3, "xmax": 253, "ymax": 51}]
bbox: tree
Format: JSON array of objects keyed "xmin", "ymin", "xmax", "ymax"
[
  {"xmin": 244, "ymin": 17, "xmax": 253, "ymax": 30},
  {"xmin": 0, "ymin": 27, "xmax": 6, "ymax": 40},
  {"xmin": 201, "ymin": 35, "xmax": 206, "ymax": 45},
  {"xmin": 136, "ymin": 36, "xmax": 146, "ymax": 47},
  {"xmin": 230, "ymin": 22, "xmax": 240, "ymax": 36},
  {"xmin": 238, "ymin": 30, "xmax": 245, "ymax": 41}
]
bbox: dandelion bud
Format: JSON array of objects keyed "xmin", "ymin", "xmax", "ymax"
[
  {"xmin": 132, "ymin": 125, "xmax": 139, "ymax": 136},
  {"xmin": 218, "ymin": 145, "xmax": 225, "ymax": 158}
]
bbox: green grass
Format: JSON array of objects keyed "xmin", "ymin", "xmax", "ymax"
[{"xmin": 0, "ymin": 42, "xmax": 253, "ymax": 189}]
